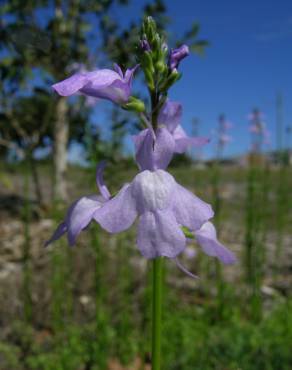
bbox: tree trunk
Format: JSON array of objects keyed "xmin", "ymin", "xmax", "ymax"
[{"xmin": 53, "ymin": 97, "xmax": 69, "ymax": 202}]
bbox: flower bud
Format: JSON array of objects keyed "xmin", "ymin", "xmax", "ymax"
[
  {"xmin": 159, "ymin": 69, "xmax": 181, "ymax": 92},
  {"xmin": 152, "ymin": 34, "xmax": 161, "ymax": 53},
  {"xmin": 123, "ymin": 96, "xmax": 145, "ymax": 113},
  {"xmin": 155, "ymin": 60, "xmax": 166, "ymax": 74},
  {"xmin": 144, "ymin": 16, "xmax": 156, "ymax": 43},
  {"xmin": 141, "ymin": 51, "xmax": 154, "ymax": 74},
  {"xmin": 140, "ymin": 38, "xmax": 151, "ymax": 52},
  {"xmin": 162, "ymin": 42, "xmax": 168, "ymax": 53},
  {"xmin": 144, "ymin": 69, "xmax": 155, "ymax": 91}
]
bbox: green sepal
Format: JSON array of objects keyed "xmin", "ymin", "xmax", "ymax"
[
  {"xmin": 159, "ymin": 70, "xmax": 182, "ymax": 92},
  {"xmin": 181, "ymin": 226, "xmax": 195, "ymax": 239},
  {"xmin": 123, "ymin": 97, "xmax": 145, "ymax": 113},
  {"xmin": 141, "ymin": 51, "xmax": 155, "ymax": 74}
]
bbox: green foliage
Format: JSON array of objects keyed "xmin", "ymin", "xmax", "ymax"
[
  {"xmin": 25, "ymin": 324, "xmax": 114, "ymax": 370},
  {"xmin": 0, "ymin": 342, "xmax": 21, "ymax": 369},
  {"xmin": 1, "ymin": 301, "xmax": 292, "ymax": 370},
  {"xmin": 163, "ymin": 301, "xmax": 292, "ymax": 370}
]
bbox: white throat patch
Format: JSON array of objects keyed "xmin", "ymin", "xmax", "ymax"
[{"xmin": 131, "ymin": 170, "xmax": 175, "ymax": 212}]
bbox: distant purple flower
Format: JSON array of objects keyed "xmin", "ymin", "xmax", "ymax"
[
  {"xmin": 168, "ymin": 45, "xmax": 189, "ymax": 70},
  {"xmin": 133, "ymin": 100, "xmax": 209, "ymax": 171},
  {"xmin": 52, "ymin": 64, "xmax": 139, "ymax": 105},
  {"xmin": 223, "ymin": 121, "xmax": 233, "ymax": 130},
  {"xmin": 249, "ymin": 123, "xmax": 263, "ymax": 134},
  {"xmin": 184, "ymin": 246, "xmax": 197, "ymax": 259},
  {"xmin": 45, "ymin": 162, "xmax": 110, "ymax": 246},
  {"xmin": 218, "ymin": 114, "xmax": 233, "ymax": 130},
  {"xmin": 93, "ymin": 169, "xmax": 214, "ymax": 259},
  {"xmin": 248, "ymin": 110, "xmax": 264, "ymax": 122},
  {"xmin": 219, "ymin": 134, "xmax": 232, "ymax": 145},
  {"xmin": 215, "ymin": 114, "xmax": 233, "ymax": 156},
  {"xmin": 248, "ymin": 109, "xmax": 270, "ymax": 152},
  {"xmin": 194, "ymin": 222, "xmax": 236, "ymax": 264}
]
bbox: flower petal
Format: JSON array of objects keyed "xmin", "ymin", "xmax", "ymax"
[
  {"xmin": 66, "ymin": 195, "xmax": 104, "ymax": 245},
  {"xmin": 173, "ymin": 126, "xmax": 209, "ymax": 153},
  {"xmin": 153, "ymin": 128, "xmax": 175, "ymax": 170},
  {"xmin": 93, "ymin": 184, "xmax": 137, "ymax": 233},
  {"xmin": 113, "ymin": 63, "xmax": 124, "ymax": 78},
  {"xmin": 52, "ymin": 69, "xmax": 130, "ymax": 104},
  {"xmin": 133, "ymin": 129, "xmax": 155, "ymax": 171},
  {"xmin": 137, "ymin": 210, "xmax": 186, "ymax": 259},
  {"xmin": 175, "ymin": 258, "xmax": 198, "ymax": 278},
  {"xmin": 52, "ymin": 73, "xmax": 89, "ymax": 96},
  {"xmin": 195, "ymin": 222, "xmax": 236, "ymax": 264},
  {"xmin": 82, "ymin": 69, "xmax": 121, "ymax": 87},
  {"xmin": 96, "ymin": 161, "xmax": 111, "ymax": 200},
  {"xmin": 133, "ymin": 128, "xmax": 175, "ymax": 171},
  {"xmin": 172, "ymin": 183, "xmax": 214, "ymax": 231},
  {"xmin": 45, "ymin": 222, "xmax": 67, "ymax": 246},
  {"xmin": 158, "ymin": 100, "xmax": 182, "ymax": 132},
  {"xmin": 124, "ymin": 64, "xmax": 139, "ymax": 84},
  {"xmin": 81, "ymin": 78, "xmax": 129, "ymax": 104}
]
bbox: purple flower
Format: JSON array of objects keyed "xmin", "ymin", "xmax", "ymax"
[
  {"xmin": 133, "ymin": 100, "xmax": 209, "ymax": 171},
  {"xmin": 222, "ymin": 121, "xmax": 233, "ymax": 130},
  {"xmin": 45, "ymin": 162, "xmax": 110, "ymax": 246},
  {"xmin": 248, "ymin": 109, "xmax": 271, "ymax": 151},
  {"xmin": 93, "ymin": 169, "xmax": 214, "ymax": 259},
  {"xmin": 249, "ymin": 124, "xmax": 262, "ymax": 134},
  {"xmin": 169, "ymin": 45, "xmax": 189, "ymax": 70},
  {"xmin": 158, "ymin": 100, "xmax": 209, "ymax": 153},
  {"xmin": 194, "ymin": 222, "xmax": 236, "ymax": 264},
  {"xmin": 52, "ymin": 64, "xmax": 139, "ymax": 105}
]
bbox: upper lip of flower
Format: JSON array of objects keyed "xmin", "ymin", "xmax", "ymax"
[
  {"xmin": 52, "ymin": 64, "xmax": 139, "ymax": 104},
  {"xmin": 133, "ymin": 100, "xmax": 209, "ymax": 172}
]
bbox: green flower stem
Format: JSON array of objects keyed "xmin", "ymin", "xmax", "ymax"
[{"xmin": 152, "ymin": 257, "xmax": 163, "ymax": 370}]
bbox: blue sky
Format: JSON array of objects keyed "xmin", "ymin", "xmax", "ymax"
[{"xmin": 90, "ymin": 0, "xmax": 292, "ymax": 159}]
